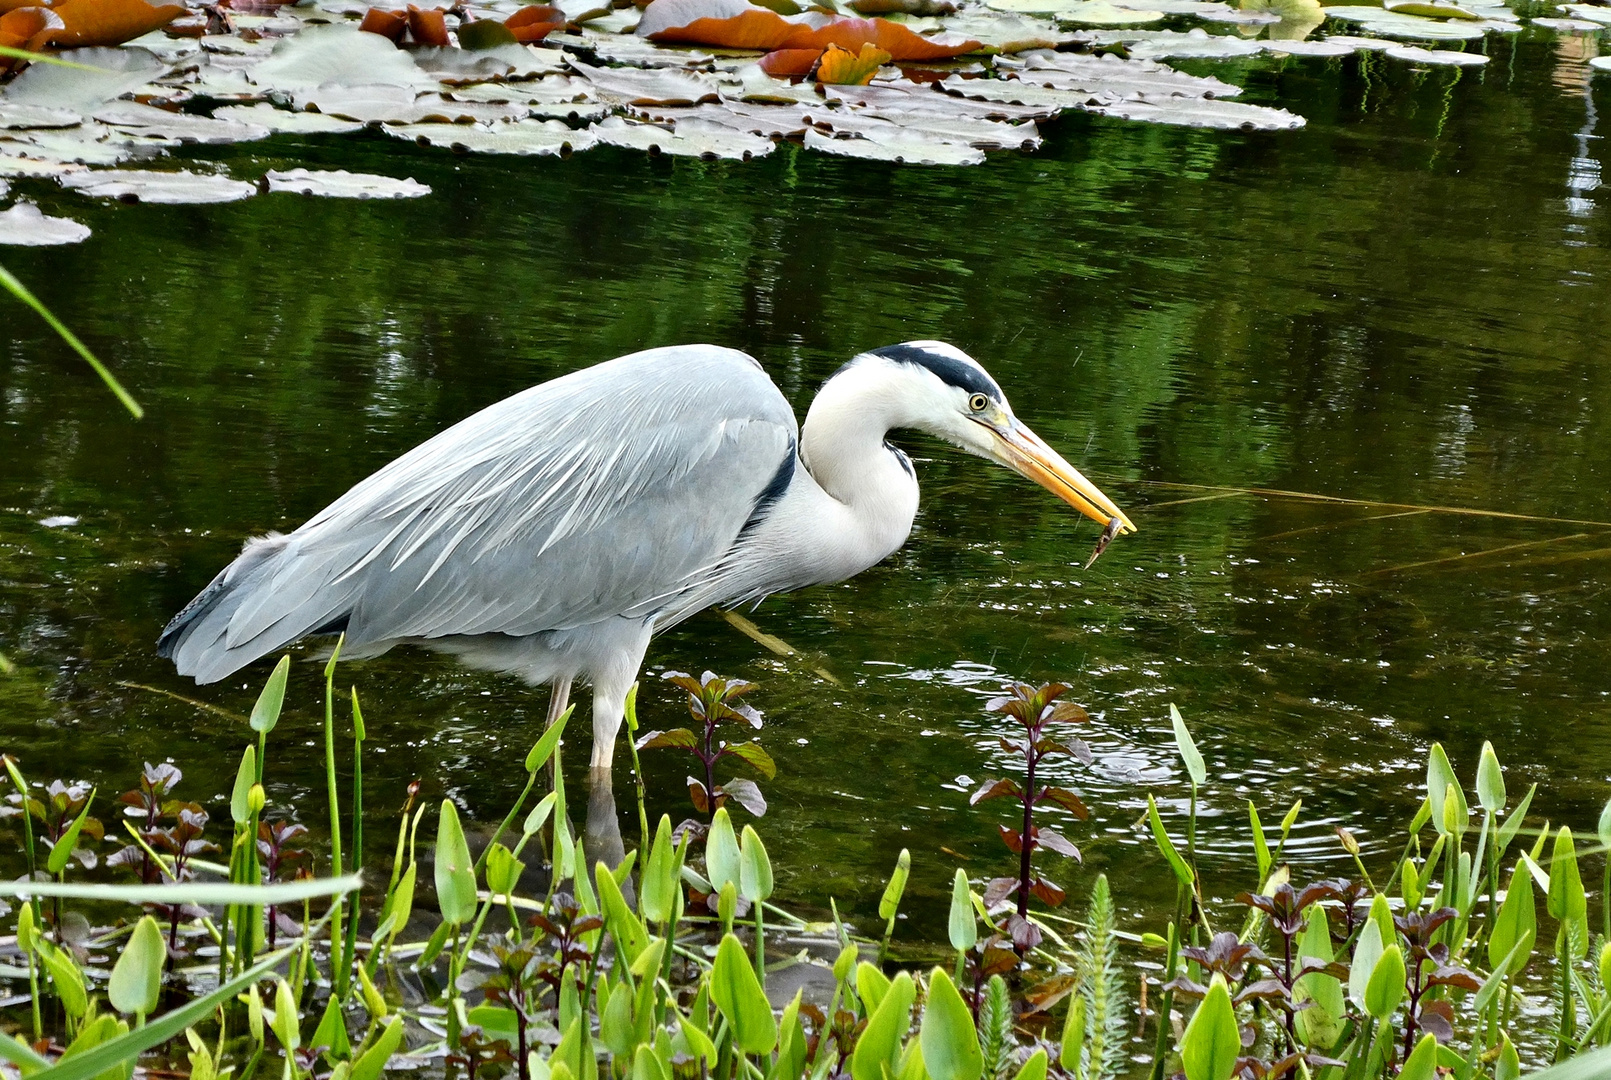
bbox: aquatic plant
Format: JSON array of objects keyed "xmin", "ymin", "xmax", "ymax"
[
  {"xmin": 2, "ymin": 662, "xmax": 1611, "ymax": 1080},
  {"xmin": 635, "ymin": 669, "xmax": 775, "ymax": 828}
]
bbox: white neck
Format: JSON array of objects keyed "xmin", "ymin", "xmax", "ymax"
[{"xmin": 731, "ymin": 362, "xmax": 927, "ymax": 592}]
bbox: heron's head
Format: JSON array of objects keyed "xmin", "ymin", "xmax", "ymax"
[{"xmin": 829, "ymin": 341, "xmax": 1136, "ymax": 535}]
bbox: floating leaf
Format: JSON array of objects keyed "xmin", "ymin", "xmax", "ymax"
[
  {"xmin": 2, "ymin": 46, "xmax": 169, "ymax": 110},
  {"xmin": 59, "ymin": 168, "xmax": 257, "ymax": 204},
  {"xmin": 94, "ymin": 103, "xmax": 271, "ymax": 144},
  {"xmin": 458, "ymin": 17, "xmax": 520, "ymax": 47},
  {"xmin": 359, "ymin": 7, "xmax": 407, "ymax": 40},
  {"xmin": 407, "ymin": 4, "xmax": 450, "ymax": 45},
  {"xmin": 758, "ymin": 46, "xmax": 822, "ymax": 75},
  {"xmin": 816, "ymin": 41, "xmax": 889, "ymax": 84},
  {"xmin": 638, "ymin": 0, "xmax": 804, "ymax": 48},
  {"xmin": 1382, "ymin": 44, "xmax": 1488, "ymax": 64},
  {"xmin": 570, "ymin": 57, "xmax": 723, "ymax": 105},
  {"xmin": 26, "ymin": 0, "xmax": 184, "ymax": 50},
  {"xmin": 1382, "ymin": 0, "xmax": 1480, "ymax": 19},
  {"xmin": 787, "ymin": 16, "xmax": 982, "ymax": 60},
  {"xmin": 384, "ymin": 117, "xmax": 598, "ymax": 155},
  {"xmin": 0, "ymin": 201, "xmax": 90, "ymax": 246},
  {"xmin": 250, "ymin": 24, "xmax": 436, "ymax": 91},
  {"xmin": 1083, "ymin": 94, "xmax": 1304, "ymax": 130},
  {"xmin": 506, "ymin": 4, "xmax": 567, "ymax": 40},
  {"xmin": 802, "ymin": 125, "xmax": 984, "ymax": 164}
]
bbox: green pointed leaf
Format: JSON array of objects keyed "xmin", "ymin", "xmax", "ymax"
[
  {"xmin": 858, "ymin": 961, "xmax": 892, "ymax": 1014},
  {"xmin": 706, "ymin": 808, "xmax": 741, "ymax": 891},
  {"xmin": 772, "ymin": 990, "xmax": 807, "ymax": 1080},
  {"xmin": 350, "ymin": 1018, "xmax": 405, "ymax": 1080},
  {"xmin": 597, "ymin": 859, "xmax": 648, "ymax": 965},
  {"xmin": 108, "ymin": 915, "xmax": 164, "ymax": 1017},
  {"xmin": 948, "ymin": 869, "xmax": 976, "ymax": 953},
  {"xmin": 1489, "ymin": 862, "xmax": 1536, "ymax": 976},
  {"xmin": 641, "ymin": 816, "xmax": 677, "ymax": 924},
  {"xmin": 739, "ymin": 825, "xmax": 773, "ymax": 903},
  {"xmin": 250, "ymin": 657, "xmax": 291, "ymax": 734},
  {"xmin": 485, "ymin": 843, "xmax": 524, "ymax": 897},
  {"xmin": 1147, "ymin": 795, "xmax": 1193, "ymax": 887},
  {"xmin": 1248, "ymin": 802, "xmax": 1271, "ymax": 886},
  {"xmin": 1012, "ymin": 1049, "xmax": 1047, "ymax": 1080},
  {"xmin": 1398, "ymin": 1033, "xmax": 1439, "ymax": 1080},
  {"xmin": 433, "ymin": 800, "xmax": 477, "ymax": 926},
  {"xmin": 1347, "ymin": 919, "xmax": 1383, "ymax": 1011},
  {"xmin": 1476, "ymin": 741, "xmax": 1505, "ymax": 814},
  {"xmin": 633, "ymin": 1046, "xmax": 670, "ymax": 1080},
  {"xmin": 1495, "ymin": 1033, "xmax": 1521, "ymax": 1080},
  {"xmin": 311, "ymin": 996, "xmax": 352, "ymax": 1061},
  {"xmin": 852, "ymin": 971, "xmax": 915, "ymax": 1080},
  {"xmin": 1180, "ymin": 974, "xmax": 1237, "ymax": 1080},
  {"xmin": 47, "ymin": 789, "xmax": 95, "ymax": 876},
  {"xmin": 522, "ymin": 791, "xmax": 557, "ymax": 840},
  {"xmin": 1364, "ymin": 944, "xmax": 1405, "ymax": 1021},
  {"xmin": 38, "ymin": 941, "xmax": 87, "ymax": 1020},
  {"xmin": 711, "ymin": 934, "xmax": 776, "ymax": 1054},
  {"xmin": 922, "ymin": 969, "xmax": 982, "ymax": 1080},
  {"xmin": 526, "ymin": 708, "xmax": 570, "ymax": 773},
  {"xmin": 1293, "ymin": 904, "xmax": 1344, "ymax": 1051},
  {"xmin": 230, "ymin": 747, "xmax": 258, "ymax": 826},
  {"xmin": 1169, "ymin": 704, "xmax": 1205, "ymax": 787},
  {"xmin": 1058, "ymin": 995, "xmax": 1084, "ymax": 1075},
  {"xmin": 1426, "ymin": 744, "xmax": 1460, "ymax": 837},
  {"xmin": 1548, "ymin": 826, "xmax": 1588, "ymax": 955},
  {"xmin": 272, "ymin": 977, "xmax": 300, "ymax": 1052},
  {"xmin": 879, "ymin": 848, "xmax": 911, "ymax": 920},
  {"xmin": 601, "ymin": 980, "xmax": 635, "ymax": 1057}
]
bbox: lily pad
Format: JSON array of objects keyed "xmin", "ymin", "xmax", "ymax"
[
  {"xmin": 568, "ymin": 57, "xmax": 724, "ymax": 104},
  {"xmin": 802, "ymin": 125, "xmax": 984, "ymax": 164},
  {"xmin": 1590, "ymin": 55, "xmax": 1611, "ymax": 71},
  {"xmin": 60, "ymin": 167, "xmax": 257, "ymax": 203},
  {"xmin": 0, "ymin": 201, "xmax": 92, "ymax": 245},
  {"xmin": 0, "ymin": 46, "xmax": 171, "ymax": 110},
  {"xmin": 987, "ymin": 0, "xmax": 1167, "ymax": 21},
  {"xmin": 580, "ymin": 33, "xmax": 719, "ymax": 66},
  {"xmin": 4, "ymin": 122, "xmax": 168, "ymax": 165},
  {"xmin": 934, "ymin": 12, "xmax": 1075, "ymax": 50},
  {"xmin": 827, "ymin": 80, "xmax": 1046, "ymax": 119},
  {"xmin": 249, "ymin": 23, "xmax": 437, "ymax": 90},
  {"xmin": 1260, "ymin": 36, "xmax": 1356, "ymax": 53},
  {"xmin": 632, "ymin": 99, "xmax": 809, "ymax": 134},
  {"xmin": 412, "ymin": 42, "xmax": 568, "ymax": 79},
  {"xmin": 212, "ymin": 102, "xmax": 367, "ymax": 133},
  {"xmin": 0, "ymin": 153, "xmax": 88, "ymax": 177},
  {"xmin": 1020, "ymin": 49, "xmax": 1242, "ymax": 97},
  {"xmin": 0, "ymin": 104, "xmax": 83, "ymax": 130},
  {"xmin": 1381, "ymin": 0, "xmax": 1480, "ymax": 19},
  {"xmin": 1126, "ymin": 27, "xmax": 1268, "ymax": 56},
  {"xmin": 1083, "ymin": 92, "xmax": 1304, "ymax": 128},
  {"xmin": 1320, "ymin": 6, "xmax": 1488, "ymax": 38},
  {"xmin": 263, "ymin": 167, "xmax": 431, "ymax": 197},
  {"xmin": 383, "ymin": 116, "xmax": 598, "ymax": 153},
  {"xmin": 803, "ymin": 104, "xmax": 1039, "ymax": 147},
  {"xmin": 1528, "ymin": 16, "xmax": 1603, "ymax": 30},
  {"xmin": 590, "ymin": 113, "xmax": 775, "ymax": 156},
  {"xmin": 94, "ymin": 102, "xmax": 273, "ymax": 143},
  {"xmin": 1562, "ymin": 4, "xmax": 1611, "ymax": 25},
  {"xmin": 1384, "ymin": 42, "xmax": 1488, "ymax": 61}
]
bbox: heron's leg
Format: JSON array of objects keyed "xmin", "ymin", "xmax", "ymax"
[
  {"xmin": 547, "ymin": 675, "xmax": 573, "ymax": 728},
  {"xmin": 589, "ymin": 625, "xmax": 653, "ymax": 769}
]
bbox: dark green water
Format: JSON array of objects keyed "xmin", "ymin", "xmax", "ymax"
[{"xmin": 3, "ymin": 34, "xmax": 1610, "ymax": 947}]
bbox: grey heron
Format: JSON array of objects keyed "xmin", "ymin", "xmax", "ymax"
[{"xmin": 158, "ymin": 342, "xmax": 1134, "ymax": 768}]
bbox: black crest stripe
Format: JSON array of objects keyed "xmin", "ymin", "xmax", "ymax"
[{"xmin": 868, "ymin": 344, "xmax": 1002, "ymax": 400}]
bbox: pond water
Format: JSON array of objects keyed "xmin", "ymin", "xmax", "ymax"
[{"xmin": 2, "ymin": 31, "xmax": 1610, "ymax": 959}]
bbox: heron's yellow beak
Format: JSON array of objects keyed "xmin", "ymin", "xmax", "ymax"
[{"xmin": 989, "ymin": 421, "xmax": 1137, "ymax": 535}]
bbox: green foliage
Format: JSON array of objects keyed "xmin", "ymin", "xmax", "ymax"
[
  {"xmin": 1179, "ymin": 975, "xmax": 1237, "ymax": 1080},
  {"xmin": 922, "ymin": 970, "xmax": 983, "ymax": 1080},
  {"xmin": 1078, "ymin": 875, "xmax": 1127, "ymax": 1080}
]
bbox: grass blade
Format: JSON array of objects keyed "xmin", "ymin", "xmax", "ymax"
[{"xmin": 0, "ymin": 265, "xmax": 142, "ymax": 419}]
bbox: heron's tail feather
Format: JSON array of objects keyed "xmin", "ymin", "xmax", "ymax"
[{"xmin": 157, "ymin": 533, "xmax": 355, "ymax": 684}]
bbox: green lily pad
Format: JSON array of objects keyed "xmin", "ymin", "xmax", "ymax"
[
  {"xmin": 211, "ymin": 103, "xmax": 366, "ymax": 134},
  {"xmin": 384, "ymin": 117, "xmax": 598, "ymax": 154},
  {"xmin": 2, "ymin": 48, "xmax": 172, "ymax": 112},
  {"xmin": 0, "ymin": 105, "xmax": 84, "ymax": 131},
  {"xmin": 1320, "ymin": 5, "xmax": 1488, "ymax": 37},
  {"xmin": 93, "ymin": 104, "xmax": 272, "ymax": 145},
  {"xmin": 1382, "ymin": 0, "xmax": 1480, "ymax": 19},
  {"xmin": 1384, "ymin": 42, "xmax": 1489, "ymax": 61},
  {"xmin": 250, "ymin": 24, "xmax": 438, "ymax": 91},
  {"xmin": 1085, "ymin": 93, "xmax": 1304, "ymax": 127},
  {"xmin": 591, "ymin": 114, "xmax": 775, "ymax": 158}
]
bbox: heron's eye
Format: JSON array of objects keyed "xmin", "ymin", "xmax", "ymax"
[{"xmin": 968, "ymin": 393, "xmax": 990, "ymax": 413}]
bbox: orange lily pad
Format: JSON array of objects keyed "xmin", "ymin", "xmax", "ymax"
[
  {"xmin": 359, "ymin": 7, "xmax": 407, "ymax": 41},
  {"xmin": 782, "ymin": 16, "xmax": 979, "ymax": 61},
  {"xmin": 24, "ymin": 0, "xmax": 185, "ymax": 49},
  {"xmin": 814, "ymin": 40, "xmax": 888, "ymax": 83},
  {"xmin": 638, "ymin": 0, "xmax": 804, "ymax": 48},
  {"xmin": 757, "ymin": 45, "xmax": 821, "ymax": 75},
  {"xmin": 406, "ymin": 3, "xmax": 449, "ymax": 45},
  {"xmin": 504, "ymin": 4, "xmax": 565, "ymax": 41}
]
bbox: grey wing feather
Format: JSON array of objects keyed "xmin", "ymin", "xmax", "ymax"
[{"xmin": 160, "ymin": 345, "xmax": 798, "ymax": 683}]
